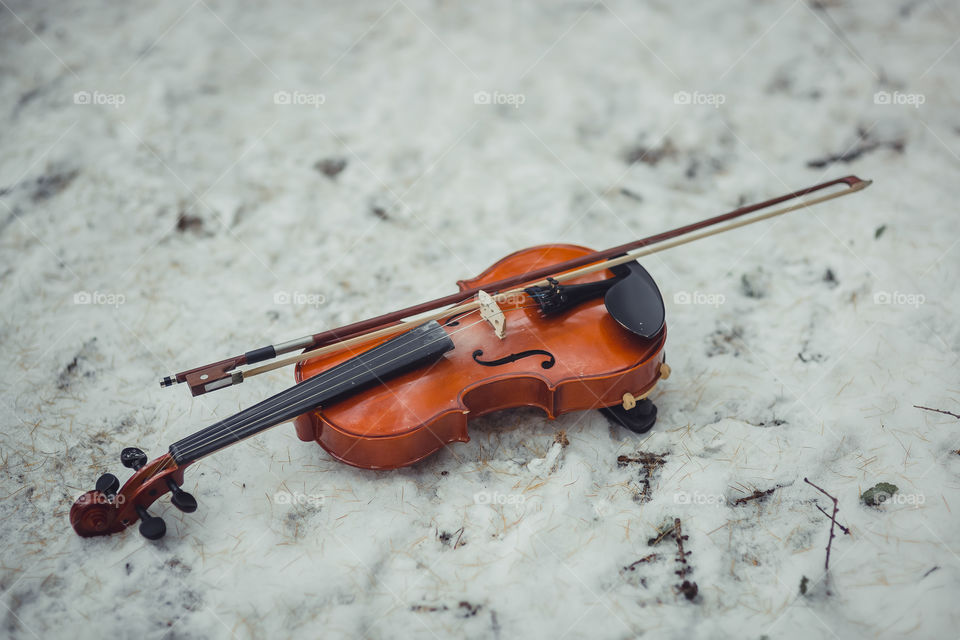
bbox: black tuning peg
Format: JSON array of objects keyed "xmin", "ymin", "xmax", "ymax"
[
  {"xmin": 95, "ymin": 473, "xmax": 120, "ymax": 498},
  {"xmin": 121, "ymin": 447, "xmax": 148, "ymax": 471},
  {"xmin": 135, "ymin": 506, "xmax": 166, "ymax": 540},
  {"xmin": 166, "ymin": 478, "xmax": 198, "ymax": 513}
]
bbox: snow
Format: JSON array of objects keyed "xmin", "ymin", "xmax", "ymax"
[{"xmin": 1, "ymin": 0, "xmax": 958, "ymax": 638}]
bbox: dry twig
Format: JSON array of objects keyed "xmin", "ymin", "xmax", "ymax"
[
  {"xmin": 732, "ymin": 487, "xmax": 777, "ymax": 506},
  {"xmin": 622, "ymin": 553, "xmax": 658, "ymax": 572},
  {"xmin": 672, "ymin": 518, "xmax": 697, "ymax": 600},
  {"xmin": 804, "ymin": 477, "xmax": 841, "ymax": 571},
  {"xmin": 618, "ymin": 452, "xmax": 667, "ymax": 503},
  {"xmin": 815, "ymin": 504, "xmax": 850, "ymax": 535},
  {"xmin": 914, "ymin": 405, "xmax": 960, "ymax": 420}
]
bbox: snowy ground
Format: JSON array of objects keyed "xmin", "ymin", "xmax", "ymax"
[{"xmin": 1, "ymin": 1, "xmax": 959, "ymax": 638}]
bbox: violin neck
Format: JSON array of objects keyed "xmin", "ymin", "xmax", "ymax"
[{"xmin": 167, "ymin": 322, "xmax": 454, "ymax": 464}]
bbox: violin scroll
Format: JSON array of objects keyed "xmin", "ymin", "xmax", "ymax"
[
  {"xmin": 70, "ymin": 490, "xmax": 125, "ymax": 537},
  {"xmin": 70, "ymin": 449, "xmax": 191, "ymax": 540}
]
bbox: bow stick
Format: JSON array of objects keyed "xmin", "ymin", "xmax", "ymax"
[{"xmin": 164, "ymin": 175, "xmax": 871, "ymax": 396}]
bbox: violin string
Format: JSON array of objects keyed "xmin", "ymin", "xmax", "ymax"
[
  {"xmin": 173, "ymin": 298, "xmax": 549, "ymax": 460},
  {"xmin": 170, "ymin": 309, "xmax": 498, "ymax": 460},
  {"xmin": 169, "ymin": 329, "xmax": 438, "ymax": 457},
  {"xmin": 170, "ymin": 321, "xmax": 463, "ymax": 458},
  {"xmin": 171, "ymin": 303, "xmax": 544, "ymax": 461}
]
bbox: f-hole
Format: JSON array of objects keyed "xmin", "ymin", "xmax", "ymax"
[{"xmin": 472, "ymin": 349, "xmax": 555, "ymax": 369}]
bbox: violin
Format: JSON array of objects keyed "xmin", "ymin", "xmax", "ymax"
[{"xmin": 70, "ymin": 175, "xmax": 871, "ymax": 540}]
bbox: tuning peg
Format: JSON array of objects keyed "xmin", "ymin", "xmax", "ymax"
[
  {"xmin": 165, "ymin": 478, "xmax": 198, "ymax": 513},
  {"xmin": 95, "ymin": 473, "xmax": 120, "ymax": 498},
  {"xmin": 135, "ymin": 506, "xmax": 166, "ymax": 540},
  {"xmin": 121, "ymin": 447, "xmax": 148, "ymax": 471}
]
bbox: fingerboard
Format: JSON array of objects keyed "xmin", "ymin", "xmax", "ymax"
[{"xmin": 168, "ymin": 321, "xmax": 454, "ymax": 464}]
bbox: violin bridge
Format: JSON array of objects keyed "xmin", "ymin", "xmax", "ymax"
[{"xmin": 477, "ymin": 290, "xmax": 506, "ymax": 339}]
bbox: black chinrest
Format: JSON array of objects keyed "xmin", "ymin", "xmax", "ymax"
[{"xmin": 603, "ymin": 261, "xmax": 665, "ymax": 339}]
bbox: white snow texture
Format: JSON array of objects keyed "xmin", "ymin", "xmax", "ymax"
[{"xmin": 0, "ymin": 1, "xmax": 958, "ymax": 639}]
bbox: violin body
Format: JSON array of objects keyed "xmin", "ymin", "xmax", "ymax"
[{"xmin": 293, "ymin": 244, "xmax": 668, "ymax": 469}]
